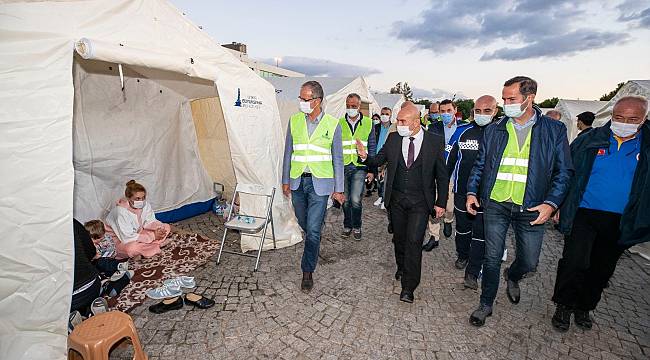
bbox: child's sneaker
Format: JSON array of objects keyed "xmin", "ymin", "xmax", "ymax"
[{"xmin": 90, "ymin": 297, "xmax": 108, "ymax": 316}]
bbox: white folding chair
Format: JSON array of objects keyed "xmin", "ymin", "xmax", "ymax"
[{"xmin": 216, "ymin": 183, "xmax": 276, "ymax": 271}]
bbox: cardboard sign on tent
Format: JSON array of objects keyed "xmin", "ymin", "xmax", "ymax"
[
  {"xmin": 267, "ymin": 76, "xmax": 381, "ymax": 129},
  {"xmin": 594, "ymin": 80, "xmax": 650, "ymax": 126},
  {"xmin": 553, "ymin": 99, "xmax": 607, "ymax": 141},
  {"xmin": 0, "ymin": 1, "xmax": 301, "ymax": 358}
]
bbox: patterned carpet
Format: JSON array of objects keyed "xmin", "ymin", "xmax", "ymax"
[{"xmin": 107, "ymin": 232, "xmax": 219, "ymax": 312}]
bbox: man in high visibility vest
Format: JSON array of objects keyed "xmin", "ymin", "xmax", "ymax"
[
  {"xmin": 466, "ymin": 76, "xmax": 573, "ymax": 326},
  {"xmin": 340, "ymin": 93, "xmax": 376, "ymax": 240},
  {"xmin": 282, "ymin": 80, "xmax": 345, "ymax": 292}
]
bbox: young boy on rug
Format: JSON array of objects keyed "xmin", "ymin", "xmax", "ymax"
[{"xmin": 84, "ymin": 220, "xmax": 129, "ymax": 278}]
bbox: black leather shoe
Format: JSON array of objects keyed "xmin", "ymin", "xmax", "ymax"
[
  {"xmin": 149, "ymin": 296, "xmax": 184, "ymax": 314},
  {"xmin": 301, "ymin": 272, "xmax": 313, "ymax": 292},
  {"xmin": 552, "ymin": 304, "xmax": 572, "ymax": 332},
  {"xmin": 455, "ymin": 257, "xmax": 469, "ymax": 270},
  {"xmin": 469, "ymin": 304, "xmax": 492, "ymax": 327},
  {"xmin": 574, "ymin": 309, "xmax": 592, "ymax": 330},
  {"xmin": 394, "ymin": 269, "xmax": 403, "ymax": 281},
  {"xmin": 184, "ymin": 293, "xmax": 215, "ymax": 309},
  {"xmin": 399, "ymin": 290, "xmax": 414, "ymax": 303},
  {"xmin": 504, "ymin": 267, "xmax": 520, "ymax": 304},
  {"xmin": 443, "ymin": 222, "xmax": 453, "ymax": 238},
  {"xmin": 422, "ymin": 236, "xmax": 439, "ymax": 252},
  {"xmin": 464, "ymin": 273, "xmax": 478, "ymax": 290},
  {"xmin": 342, "ymin": 228, "xmax": 352, "ymax": 237}
]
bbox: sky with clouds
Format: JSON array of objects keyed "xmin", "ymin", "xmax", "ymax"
[{"xmin": 170, "ymin": 0, "xmax": 649, "ymax": 102}]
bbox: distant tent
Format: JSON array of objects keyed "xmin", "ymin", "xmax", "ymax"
[
  {"xmin": 268, "ymin": 76, "xmax": 380, "ymax": 128},
  {"xmin": 595, "ymin": 80, "xmax": 650, "ymax": 126},
  {"xmin": 553, "ymin": 100, "xmax": 608, "ymax": 141},
  {"xmin": 372, "ymin": 93, "xmax": 406, "ymax": 121}
]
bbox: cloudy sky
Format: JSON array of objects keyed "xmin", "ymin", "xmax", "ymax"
[{"xmin": 170, "ymin": 0, "xmax": 649, "ymax": 101}]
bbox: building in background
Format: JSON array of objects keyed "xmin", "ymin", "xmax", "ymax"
[{"xmin": 223, "ymin": 42, "xmax": 304, "ymax": 78}]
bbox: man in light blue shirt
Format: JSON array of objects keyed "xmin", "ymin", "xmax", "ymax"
[{"xmin": 282, "ymin": 80, "xmax": 345, "ymax": 292}]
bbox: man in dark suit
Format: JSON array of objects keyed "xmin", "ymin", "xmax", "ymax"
[{"xmin": 356, "ymin": 103, "xmax": 449, "ymax": 303}]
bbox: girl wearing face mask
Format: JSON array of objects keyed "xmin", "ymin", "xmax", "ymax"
[{"xmin": 105, "ymin": 180, "xmax": 173, "ymax": 259}]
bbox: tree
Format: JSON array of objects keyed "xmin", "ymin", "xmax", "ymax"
[
  {"xmin": 538, "ymin": 97, "xmax": 559, "ymax": 108},
  {"xmin": 455, "ymin": 99, "xmax": 474, "ymax": 120},
  {"xmin": 390, "ymin": 82, "xmax": 413, "ymax": 101},
  {"xmin": 599, "ymin": 82, "xmax": 625, "ymax": 101}
]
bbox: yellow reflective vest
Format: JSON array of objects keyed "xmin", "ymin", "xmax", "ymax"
[
  {"xmin": 490, "ymin": 121, "xmax": 531, "ymax": 205},
  {"xmin": 289, "ymin": 112, "xmax": 339, "ymax": 179},
  {"xmin": 340, "ymin": 115, "xmax": 372, "ymax": 166}
]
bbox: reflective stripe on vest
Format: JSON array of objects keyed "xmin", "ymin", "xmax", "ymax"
[
  {"xmin": 289, "ymin": 113, "xmax": 339, "ymax": 179},
  {"xmin": 340, "ymin": 116, "xmax": 372, "ymax": 166},
  {"xmin": 490, "ymin": 121, "xmax": 531, "ymax": 205}
]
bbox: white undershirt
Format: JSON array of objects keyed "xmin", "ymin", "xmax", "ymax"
[{"xmin": 401, "ymin": 127, "xmax": 424, "ymax": 164}]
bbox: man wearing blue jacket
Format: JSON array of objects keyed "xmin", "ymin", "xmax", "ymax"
[
  {"xmin": 466, "ymin": 76, "xmax": 574, "ymax": 326},
  {"xmin": 551, "ymin": 96, "xmax": 649, "ymax": 332}
]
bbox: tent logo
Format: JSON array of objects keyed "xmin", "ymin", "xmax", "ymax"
[
  {"xmin": 234, "ymin": 88, "xmax": 263, "ymax": 109},
  {"xmin": 234, "ymin": 88, "xmax": 242, "ymax": 107}
]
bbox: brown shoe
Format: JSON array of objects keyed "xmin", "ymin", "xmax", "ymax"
[{"xmin": 301, "ymin": 272, "xmax": 313, "ymax": 292}]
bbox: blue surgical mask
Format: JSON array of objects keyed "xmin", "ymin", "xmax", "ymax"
[
  {"xmin": 428, "ymin": 113, "xmax": 440, "ymax": 121},
  {"xmin": 441, "ymin": 113, "xmax": 454, "ymax": 125},
  {"xmin": 474, "ymin": 114, "xmax": 493, "ymax": 127}
]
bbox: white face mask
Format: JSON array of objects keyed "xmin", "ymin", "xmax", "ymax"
[
  {"xmin": 397, "ymin": 125, "xmax": 413, "ymax": 137},
  {"xmin": 299, "ymin": 101, "xmax": 313, "ymax": 114},
  {"xmin": 346, "ymin": 108, "xmax": 359, "ymax": 118},
  {"xmin": 474, "ymin": 114, "xmax": 493, "ymax": 127},
  {"xmin": 610, "ymin": 121, "xmax": 640, "ymax": 138},
  {"xmin": 380, "ymin": 114, "xmax": 390, "ymax": 123},
  {"xmin": 373, "ymin": 119, "xmax": 380, "ymax": 125},
  {"xmin": 131, "ymin": 200, "xmax": 145, "ymax": 209},
  {"xmin": 504, "ymin": 98, "xmax": 529, "ymax": 118}
]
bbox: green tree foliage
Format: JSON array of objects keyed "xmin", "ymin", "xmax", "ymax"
[
  {"xmin": 390, "ymin": 82, "xmax": 413, "ymax": 101},
  {"xmin": 599, "ymin": 82, "xmax": 625, "ymax": 101},
  {"xmin": 538, "ymin": 97, "xmax": 559, "ymax": 108},
  {"xmin": 455, "ymin": 99, "xmax": 474, "ymax": 120}
]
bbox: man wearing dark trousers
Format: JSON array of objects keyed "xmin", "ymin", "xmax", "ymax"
[
  {"xmin": 551, "ymin": 96, "xmax": 650, "ymax": 332},
  {"xmin": 446, "ymin": 95, "xmax": 498, "ymax": 288},
  {"xmin": 356, "ymin": 103, "xmax": 448, "ymax": 303}
]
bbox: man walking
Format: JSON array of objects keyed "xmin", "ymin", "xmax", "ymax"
[
  {"xmin": 446, "ymin": 95, "xmax": 497, "ymax": 287},
  {"xmin": 466, "ymin": 76, "xmax": 573, "ymax": 326},
  {"xmin": 356, "ymin": 103, "xmax": 448, "ymax": 303},
  {"xmin": 282, "ymin": 80, "xmax": 346, "ymax": 292},
  {"xmin": 551, "ymin": 96, "xmax": 649, "ymax": 332},
  {"xmin": 340, "ymin": 93, "xmax": 376, "ymax": 240}
]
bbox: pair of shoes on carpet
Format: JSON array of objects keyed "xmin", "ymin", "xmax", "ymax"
[
  {"xmin": 149, "ymin": 293, "xmax": 215, "ymax": 314},
  {"xmin": 146, "ymin": 276, "xmax": 196, "ymax": 300}
]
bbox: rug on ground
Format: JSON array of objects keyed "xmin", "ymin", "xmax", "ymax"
[{"xmin": 107, "ymin": 232, "xmax": 219, "ymax": 312}]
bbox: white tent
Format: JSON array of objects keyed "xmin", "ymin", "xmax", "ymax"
[
  {"xmin": 0, "ymin": 1, "xmax": 301, "ymax": 358},
  {"xmin": 595, "ymin": 80, "xmax": 650, "ymax": 126},
  {"xmin": 372, "ymin": 93, "xmax": 406, "ymax": 121},
  {"xmin": 553, "ymin": 100, "xmax": 607, "ymax": 141},
  {"xmin": 267, "ymin": 76, "xmax": 380, "ymax": 128}
]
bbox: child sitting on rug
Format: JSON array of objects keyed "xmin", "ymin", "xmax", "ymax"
[{"xmin": 84, "ymin": 219, "xmax": 128, "ymax": 278}]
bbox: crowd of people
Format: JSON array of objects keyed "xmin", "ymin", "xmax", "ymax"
[{"xmin": 282, "ymin": 76, "xmax": 649, "ymax": 331}]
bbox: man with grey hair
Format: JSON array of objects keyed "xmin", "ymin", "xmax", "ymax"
[
  {"xmin": 546, "ymin": 110, "xmax": 562, "ymax": 121},
  {"xmin": 282, "ymin": 80, "xmax": 345, "ymax": 292},
  {"xmin": 551, "ymin": 95, "xmax": 650, "ymax": 332}
]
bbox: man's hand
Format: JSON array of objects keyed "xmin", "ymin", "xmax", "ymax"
[
  {"xmin": 332, "ymin": 192, "xmax": 346, "ymax": 204},
  {"xmin": 366, "ymin": 173, "xmax": 375, "ymax": 183},
  {"xmin": 466, "ymin": 195, "xmax": 480, "ymax": 216},
  {"xmin": 356, "ymin": 139, "xmax": 367, "ymax": 159},
  {"xmin": 434, "ymin": 206, "xmax": 445, "ymax": 218},
  {"xmin": 528, "ymin": 204, "xmax": 555, "ymax": 225},
  {"xmin": 282, "ymin": 184, "xmax": 291, "ymax": 197}
]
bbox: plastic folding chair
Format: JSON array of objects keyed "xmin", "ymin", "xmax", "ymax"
[{"xmin": 216, "ymin": 183, "xmax": 276, "ymax": 271}]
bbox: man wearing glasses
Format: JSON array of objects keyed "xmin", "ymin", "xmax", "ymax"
[{"xmin": 282, "ymin": 80, "xmax": 345, "ymax": 292}]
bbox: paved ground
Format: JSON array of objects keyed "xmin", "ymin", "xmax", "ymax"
[{"xmin": 116, "ymin": 196, "xmax": 649, "ymax": 359}]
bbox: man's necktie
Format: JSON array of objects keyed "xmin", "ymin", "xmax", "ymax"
[{"xmin": 407, "ymin": 137, "xmax": 415, "ymax": 168}]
